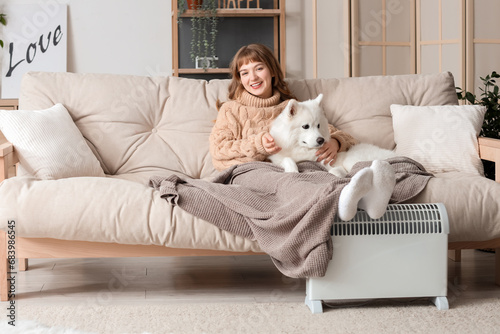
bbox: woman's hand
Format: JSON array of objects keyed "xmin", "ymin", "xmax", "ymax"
[
  {"xmin": 316, "ymin": 139, "xmax": 340, "ymax": 166},
  {"xmin": 262, "ymin": 133, "xmax": 282, "ymax": 154}
]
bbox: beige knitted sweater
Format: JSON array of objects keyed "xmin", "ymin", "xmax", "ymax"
[{"xmin": 209, "ymin": 90, "xmax": 358, "ymax": 171}]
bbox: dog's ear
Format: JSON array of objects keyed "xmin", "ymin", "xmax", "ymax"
[
  {"xmin": 314, "ymin": 94, "xmax": 324, "ymax": 105},
  {"xmin": 285, "ymin": 99, "xmax": 299, "ymax": 118}
]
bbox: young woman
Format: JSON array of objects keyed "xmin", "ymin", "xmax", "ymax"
[
  {"xmin": 209, "ymin": 43, "xmax": 358, "ymax": 172},
  {"xmin": 208, "ymin": 44, "xmax": 400, "ymax": 221}
]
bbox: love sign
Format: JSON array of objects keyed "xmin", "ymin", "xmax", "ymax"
[{"xmin": 1, "ymin": 3, "xmax": 67, "ymax": 98}]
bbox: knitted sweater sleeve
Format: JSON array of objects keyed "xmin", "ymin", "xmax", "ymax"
[
  {"xmin": 209, "ymin": 103, "xmax": 268, "ymax": 171},
  {"xmin": 328, "ymin": 124, "xmax": 358, "ymax": 152}
]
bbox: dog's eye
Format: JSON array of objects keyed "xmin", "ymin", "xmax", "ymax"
[
  {"xmin": 302, "ymin": 124, "xmax": 310, "ymax": 129},
  {"xmin": 317, "ymin": 124, "xmax": 320, "ymax": 128}
]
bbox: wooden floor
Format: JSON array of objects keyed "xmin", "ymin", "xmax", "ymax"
[{"xmin": 13, "ymin": 249, "xmax": 500, "ymax": 306}]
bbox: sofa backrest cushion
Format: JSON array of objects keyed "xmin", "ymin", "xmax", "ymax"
[
  {"xmin": 19, "ymin": 72, "xmax": 228, "ymax": 179},
  {"xmin": 286, "ymin": 72, "xmax": 458, "ymax": 150},
  {"xmin": 19, "ymin": 71, "xmax": 458, "ymax": 180}
]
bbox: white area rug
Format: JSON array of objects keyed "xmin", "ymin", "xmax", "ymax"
[
  {"xmin": 0, "ymin": 319, "xmax": 97, "ymax": 334},
  {"xmin": 1, "ymin": 298, "xmax": 500, "ymax": 334}
]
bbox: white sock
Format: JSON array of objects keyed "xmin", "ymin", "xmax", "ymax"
[
  {"xmin": 358, "ymin": 160, "xmax": 396, "ymax": 219},
  {"xmin": 338, "ymin": 167, "xmax": 373, "ymax": 221}
]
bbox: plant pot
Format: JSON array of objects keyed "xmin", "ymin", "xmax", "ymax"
[
  {"xmin": 187, "ymin": 0, "xmax": 203, "ymax": 9},
  {"xmin": 195, "ymin": 56, "xmax": 218, "ymax": 69}
]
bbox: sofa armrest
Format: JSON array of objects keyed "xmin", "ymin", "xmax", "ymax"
[
  {"xmin": 0, "ymin": 141, "xmax": 18, "ymax": 181},
  {"xmin": 478, "ymin": 137, "xmax": 500, "ymax": 183}
]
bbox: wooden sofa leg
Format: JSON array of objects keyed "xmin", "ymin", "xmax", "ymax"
[
  {"xmin": 0, "ymin": 231, "xmax": 8, "ymax": 301},
  {"xmin": 448, "ymin": 249, "xmax": 461, "ymax": 262},
  {"xmin": 496, "ymin": 248, "xmax": 500, "ymax": 287},
  {"xmin": 19, "ymin": 259, "xmax": 28, "ymax": 271}
]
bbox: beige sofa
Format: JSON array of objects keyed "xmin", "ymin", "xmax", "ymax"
[{"xmin": 1, "ymin": 71, "xmax": 499, "ymax": 301}]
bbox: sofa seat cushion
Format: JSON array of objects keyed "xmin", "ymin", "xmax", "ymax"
[
  {"xmin": 0, "ymin": 176, "xmax": 261, "ymax": 253},
  {"xmin": 1, "ymin": 172, "xmax": 498, "ymax": 245},
  {"xmin": 106, "ymin": 170, "xmax": 212, "ymax": 185},
  {"xmin": 408, "ymin": 173, "xmax": 500, "ymax": 242}
]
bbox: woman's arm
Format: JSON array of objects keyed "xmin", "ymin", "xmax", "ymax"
[
  {"xmin": 328, "ymin": 124, "xmax": 358, "ymax": 152},
  {"xmin": 315, "ymin": 124, "xmax": 358, "ymax": 166}
]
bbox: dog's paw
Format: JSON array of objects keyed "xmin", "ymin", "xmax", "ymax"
[
  {"xmin": 284, "ymin": 166, "xmax": 299, "ymax": 173},
  {"xmin": 282, "ymin": 158, "xmax": 299, "ymax": 173},
  {"xmin": 328, "ymin": 166, "xmax": 347, "ymax": 178}
]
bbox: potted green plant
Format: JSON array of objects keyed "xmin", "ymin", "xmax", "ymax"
[
  {"xmin": 0, "ymin": 13, "xmax": 6, "ymax": 48},
  {"xmin": 457, "ymin": 71, "xmax": 500, "ymax": 180},
  {"xmin": 178, "ymin": 0, "xmax": 219, "ymax": 70}
]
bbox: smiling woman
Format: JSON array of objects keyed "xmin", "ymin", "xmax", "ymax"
[{"xmin": 209, "ymin": 43, "xmax": 356, "ymax": 172}]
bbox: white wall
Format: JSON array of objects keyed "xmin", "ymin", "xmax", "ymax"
[
  {"xmin": 65, "ymin": 0, "xmax": 171, "ymax": 76},
  {"xmin": 0, "ymin": 0, "xmax": 345, "ymax": 96},
  {"xmin": 0, "ymin": 0, "xmax": 171, "ymax": 79}
]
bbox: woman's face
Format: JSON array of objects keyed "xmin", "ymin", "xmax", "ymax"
[{"xmin": 238, "ymin": 61, "xmax": 273, "ymax": 99}]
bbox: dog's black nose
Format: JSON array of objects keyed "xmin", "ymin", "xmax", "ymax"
[{"xmin": 317, "ymin": 137, "xmax": 325, "ymax": 145}]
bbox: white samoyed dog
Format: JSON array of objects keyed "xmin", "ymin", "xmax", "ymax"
[{"xmin": 269, "ymin": 94, "xmax": 396, "ymax": 176}]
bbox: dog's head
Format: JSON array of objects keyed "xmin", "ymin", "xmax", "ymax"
[{"xmin": 279, "ymin": 94, "xmax": 330, "ymax": 149}]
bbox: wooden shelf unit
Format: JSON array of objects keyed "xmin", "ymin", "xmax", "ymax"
[
  {"xmin": 180, "ymin": 9, "xmax": 282, "ymax": 17},
  {"xmin": 172, "ymin": 0, "xmax": 286, "ymax": 77}
]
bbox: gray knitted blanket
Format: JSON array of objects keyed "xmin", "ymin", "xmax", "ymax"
[{"xmin": 150, "ymin": 158, "xmax": 432, "ymax": 278}]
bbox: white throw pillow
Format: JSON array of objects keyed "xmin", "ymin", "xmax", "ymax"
[
  {"xmin": 391, "ymin": 104, "xmax": 486, "ymax": 175},
  {"xmin": 0, "ymin": 103, "xmax": 105, "ymax": 179}
]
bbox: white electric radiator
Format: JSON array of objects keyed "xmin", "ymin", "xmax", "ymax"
[{"xmin": 305, "ymin": 203, "xmax": 449, "ymax": 314}]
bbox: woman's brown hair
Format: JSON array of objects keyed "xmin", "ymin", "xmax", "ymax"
[{"xmin": 227, "ymin": 44, "xmax": 297, "ymax": 101}]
